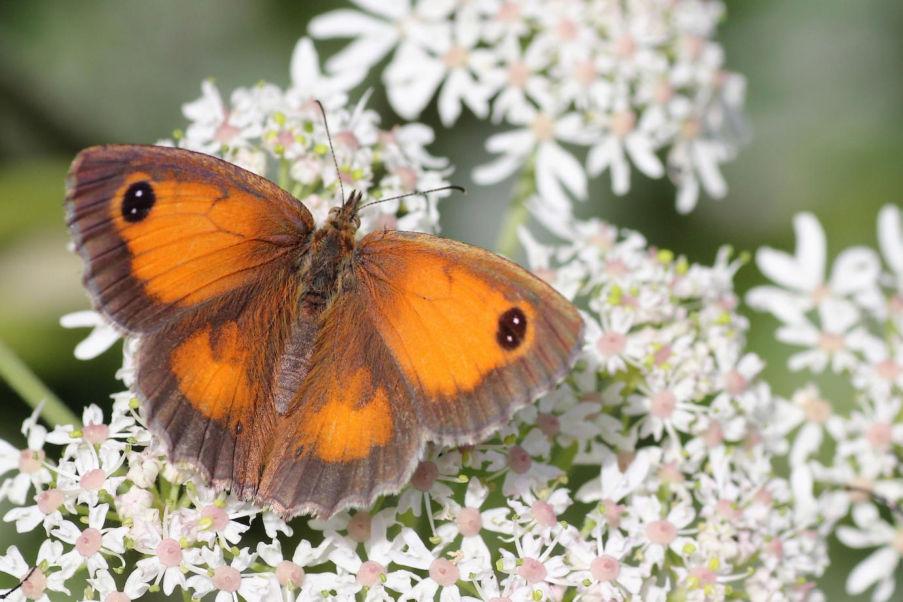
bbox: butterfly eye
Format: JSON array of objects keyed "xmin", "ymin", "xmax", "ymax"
[
  {"xmin": 496, "ymin": 307, "xmax": 527, "ymax": 350},
  {"xmin": 121, "ymin": 181, "xmax": 156, "ymax": 223}
]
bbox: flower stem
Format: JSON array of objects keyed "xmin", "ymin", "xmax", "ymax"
[
  {"xmin": 0, "ymin": 339, "xmax": 79, "ymax": 427},
  {"xmin": 494, "ymin": 157, "xmax": 537, "ymax": 258}
]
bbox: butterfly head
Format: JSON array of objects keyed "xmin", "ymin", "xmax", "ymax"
[{"xmin": 326, "ymin": 190, "xmax": 363, "ymax": 235}]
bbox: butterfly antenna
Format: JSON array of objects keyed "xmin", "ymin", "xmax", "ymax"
[
  {"xmin": 358, "ymin": 185, "xmax": 466, "ymax": 211},
  {"xmin": 314, "ymin": 99, "xmax": 346, "ymax": 204}
]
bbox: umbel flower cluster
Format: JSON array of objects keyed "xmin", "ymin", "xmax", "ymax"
[
  {"xmin": 311, "ymin": 0, "xmax": 747, "ymax": 216},
  {"xmin": 2, "ymin": 210, "xmax": 831, "ymax": 600},
  {"xmin": 748, "ymin": 207, "xmax": 903, "ymax": 602}
]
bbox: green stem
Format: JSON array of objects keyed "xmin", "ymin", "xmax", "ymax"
[
  {"xmin": 0, "ymin": 339, "xmax": 79, "ymax": 427},
  {"xmin": 278, "ymin": 157, "xmax": 290, "ymax": 190},
  {"xmin": 494, "ymin": 157, "xmax": 537, "ymax": 258}
]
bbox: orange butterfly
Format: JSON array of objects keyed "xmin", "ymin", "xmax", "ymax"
[{"xmin": 65, "ymin": 144, "xmax": 583, "ymax": 517}]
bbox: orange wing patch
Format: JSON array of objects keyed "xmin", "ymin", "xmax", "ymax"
[
  {"xmin": 109, "ymin": 173, "xmax": 291, "ymax": 306},
  {"xmin": 295, "ymin": 368, "xmax": 393, "ymax": 462},
  {"xmin": 371, "ymin": 254, "xmax": 536, "ymax": 397},
  {"xmin": 170, "ymin": 321, "xmax": 253, "ymax": 429}
]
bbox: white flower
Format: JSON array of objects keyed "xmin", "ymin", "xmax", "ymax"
[
  {"xmin": 125, "ymin": 512, "xmax": 204, "ymax": 597},
  {"xmin": 309, "ymin": 0, "xmax": 453, "ymax": 75},
  {"xmin": 748, "ymin": 212, "xmax": 881, "ymax": 324},
  {"xmin": 392, "ymin": 528, "xmax": 465, "ymax": 602},
  {"xmin": 59, "ymin": 311, "xmax": 120, "ymax": 360},
  {"xmin": 837, "ymin": 503, "xmax": 903, "ymax": 602},
  {"xmin": 185, "ymin": 547, "xmax": 269, "ymax": 602},
  {"xmin": 185, "ymin": 488, "xmax": 253, "ymax": 548},
  {"xmin": 0, "ymin": 541, "xmax": 68, "ymax": 601},
  {"xmin": 383, "ymin": 12, "xmax": 493, "ymax": 125},
  {"xmin": 289, "ymin": 37, "xmax": 366, "ymax": 102},
  {"xmin": 586, "ymin": 103, "xmax": 665, "ymax": 196},
  {"xmin": 46, "ymin": 403, "xmax": 135, "ymax": 458},
  {"xmin": 313, "ymin": 0, "xmax": 747, "ymax": 212},
  {"xmin": 775, "ymin": 299, "xmax": 873, "ymax": 373},
  {"xmin": 89, "ymin": 569, "xmax": 141, "ymax": 601},
  {"xmin": 474, "ymin": 102, "xmax": 587, "ymax": 220},
  {"xmin": 327, "ymin": 508, "xmax": 416, "ymax": 599},
  {"xmin": 622, "ymin": 495, "xmax": 696, "ymax": 570},
  {"xmin": 625, "ymin": 375, "xmax": 700, "ymax": 443},
  {"xmin": 55, "ymin": 444, "xmax": 125, "ymax": 507},
  {"xmin": 54, "ymin": 503, "xmax": 127, "ymax": 579},
  {"xmin": 256, "ymin": 538, "xmax": 333, "ymax": 600},
  {"xmin": 398, "ymin": 450, "xmax": 460, "ymax": 519},
  {"xmin": 497, "ymin": 531, "xmax": 570, "ymax": 600},
  {"xmin": 0, "ymin": 405, "xmax": 52, "ymax": 505},
  {"xmin": 434, "ymin": 478, "xmax": 501, "ymax": 570},
  {"xmin": 567, "ymin": 528, "xmax": 643, "ymax": 599}
]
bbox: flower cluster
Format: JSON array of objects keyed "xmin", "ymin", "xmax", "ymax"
[
  {"xmin": 748, "ymin": 205, "xmax": 903, "ymax": 602},
  {"xmin": 3, "ymin": 208, "xmax": 830, "ymax": 600},
  {"xmin": 310, "ymin": 0, "xmax": 747, "ymax": 215},
  {"xmin": 175, "ymin": 36, "xmax": 453, "ymax": 235}
]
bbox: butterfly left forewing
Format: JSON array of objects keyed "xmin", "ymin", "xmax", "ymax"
[{"xmin": 66, "ymin": 145, "xmax": 313, "ymax": 333}]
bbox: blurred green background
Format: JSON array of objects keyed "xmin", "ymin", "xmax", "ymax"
[{"xmin": 1, "ymin": 0, "xmax": 901, "ymax": 599}]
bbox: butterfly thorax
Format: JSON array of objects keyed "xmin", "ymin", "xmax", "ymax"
[
  {"xmin": 272, "ymin": 192, "xmax": 363, "ymax": 414},
  {"xmin": 297, "ymin": 191, "xmax": 362, "ymax": 309}
]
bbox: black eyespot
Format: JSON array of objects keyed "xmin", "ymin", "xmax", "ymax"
[
  {"xmin": 496, "ymin": 307, "xmax": 527, "ymax": 350},
  {"xmin": 235, "ymin": 422, "xmax": 243, "ymax": 435},
  {"xmin": 121, "ymin": 181, "xmax": 155, "ymax": 223}
]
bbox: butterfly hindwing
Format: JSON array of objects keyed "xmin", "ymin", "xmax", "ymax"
[{"xmin": 258, "ymin": 287, "xmax": 421, "ymax": 516}]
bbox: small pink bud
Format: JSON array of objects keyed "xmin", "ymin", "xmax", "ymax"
[
  {"xmin": 21, "ymin": 568, "xmax": 46, "ymax": 599},
  {"xmin": 76, "ymin": 527, "xmax": 103, "ymax": 557},
  {"xmin": 155, "ymin": 538, "xmax": 182, "ymax": 568},
  {"xmin": 356, "ymin": 560, "xmax": 385, "ymax": 587},
  {"xmin": 83, "ymin": 422, "xmax": 109, "ymax": 445},
  {"xmin": 507, "ymin": 446, "xmax": 532, "ymax": 474},
  {"xmin": 276, "ymin": 560, "xmax": 305, "ymax": 587},
  {"xmin": 650, "ymin": 391, "xmax": 677, "ymax": 418},
  {"xmin": 79, "ymin": 468, "xmax": 106, "ymax": 491},
  {"xmin": 201, "ymin": 505, "xmax": 229, "ymax": 531},
  {"xmin": 645, "ymin": 519, "xmax": 677, "ymax": 545},
  {"xmin": 429, "ymin": 558, "xmax": 460, "ymax": 586},
  {"xmin": 18, "ymin": 449, "xmax": 45, "ymax": 474},
  {"xmin": 531, "ymin": 500, "xmax": 557, "ymax": 528},
  {"xmin": 456, "ymin": 507, "xmax": 482, "ymax": 537},
  {"xmin": 590, "ymin": 555, "xmax": 620, "ymax": 582},
  {"xmin": 37, "ymin": 488, "xmax": 64, "ymax": 514},
  {"xmin": 536, "ymin": 413, "xmax": 560, "ymax": 438},
  {"xmin": 212, "ymin": 565, "xmax": 241, "ymax": 593}
]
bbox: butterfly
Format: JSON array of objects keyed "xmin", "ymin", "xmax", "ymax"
[{"xmin": 65, "ymin": 143, "xmax": 584, "ymax": 517}]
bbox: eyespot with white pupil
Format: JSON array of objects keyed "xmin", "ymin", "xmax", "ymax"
[
  {"xmin": 496, "ymin": 307, "xmax": 527, "ymax": 350},
  {"xmin": 121, "ymin": 181, "xmax": 155, "ymax": 223}
]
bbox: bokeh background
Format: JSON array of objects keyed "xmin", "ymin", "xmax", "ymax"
[{"xmin": 1, "ymin": 1, "xmax": 901, "ymax": 598}]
